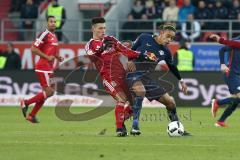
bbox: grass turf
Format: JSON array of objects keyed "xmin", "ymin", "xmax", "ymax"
[{"xmin": 0, "ymin": 106, "xmax": 240, "ymax": 160}]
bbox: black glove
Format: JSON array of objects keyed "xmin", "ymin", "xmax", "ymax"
[{"xmin": 97, "ymin": 39, "xmax": 116, "ymax": 53}]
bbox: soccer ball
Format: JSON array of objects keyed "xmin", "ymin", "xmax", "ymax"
[{"xmin": 167, "ymin": 121, "xmax": 184, "ymax": 137}]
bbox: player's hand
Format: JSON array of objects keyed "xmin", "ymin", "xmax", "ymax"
[
  {"xmin": 56, "ymin": 56, "xmax": 64, "ymax": 62},
  {"xmin": 46, "ymin": 55, "xmax": 55, "ymax": 61},
  {"xmin": 143, "ymin": 51, "xmax": 158, "ymax": 62},
  {"xmin": 209, "ymin": 34, "xmax": 220, "ymax": 42},
  {"xmin": 220, "ymin": 64, "xmax": 230, "ymax": 73},
  {"xmin": 180, "ymin": 80, "xmax": 188, "ymax": 95},
  {"xmin": 104, "ymin": 36, "xmax": 118, "ymax": 44},
  {"xmin": 99, "ymin": 36, "xmax": 118, "ymax": 51},
  {"xmin": 127, "ymin": 61, "xmax": 136, "ymax": 72}
]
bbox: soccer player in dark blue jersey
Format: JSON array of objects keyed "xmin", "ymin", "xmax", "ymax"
[
  {"xmin": 210, "ymin": 34, "xmax": 240, "ymax": 127},
  {"xmin": 126, "ymin": 24, "xmax": 189, "ymax": 135}
]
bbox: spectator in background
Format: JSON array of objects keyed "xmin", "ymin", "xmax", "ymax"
[
  {"xmin": 175, "ymin": 40, "xmax": 194, "ymax": 71},
  {"xmin": 139, "ymin": 14, "xmax": 153, "ymax": 31},
  {"xmin": 162, "ymin": 0, "xmax": 179, "ymax": 22},
  {"xmin": 213, "ymin": 0, "xmax": 228, "ymax": 30},
  {"xmin": 130, "ymin": 0, "xmax": 146, "ymax": 19},
  {"xmin": 194, "ymin": 1, "xmax": 210, "ymax": 30},
  {"xmin": 181, "ymin": 14, "xmax": 201, "ymax": 42},
  {"xmin": 232, "ymin": 13, "xmax": 240, "ymax": 38},
  {"xmin": 20, "ymin": 0, "xmax": 38, "ymax": 41},
  {"xmin": 46, "ymin": 0, "xmax": 66, "ymax": 41},
  {"xmin": 121, "ymin": 14, "xmax": 138, "ymax": 41},
  {"xmin": 178, "ymin": 0, "xmax": 195, "ymax": 22},
  {"xmin": 10, "ymin": 0, "xmax": 25, "ymax": 12},
  {"xmin": 145, "ymin": 0, "xmax": 159, "ymax": 19},
  {"xmin": 228, "ymin": 0, "xmax": 240, "ymax": 19},
  {"xmin": 3, "ymin": 42, "xmax": 21, "ymax": 70}
]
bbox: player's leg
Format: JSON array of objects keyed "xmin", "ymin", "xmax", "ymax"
[
  {"xmin": 215, "ymin": 102, "xmax": 239, "ymax": 127},
  {"xmin": 211, "ymin": 96, "xmax": 240, "ymax": 118},
  {"xmin": 20, "ymin": 71, "xmax": 48, "ymax": 118},
  {"xmin": 21, "ymin": 72, "xmax": 55, "ymax": 123},
  {"xmin": 26, "ymin": 86, "xmax": 55, "ymax": 123},
  {"xmin": 113, "ymin": 91, "xmax": 128, "ymax": 136},
  {"xmin": 157, "ymin": 93, "xmax": 191, "ymax": 136},
  {"xmin": 103, "ymin": 79, "xmax": 128, "ymax": 136},
  {"xmin": 130, "ymin": 80, "xmax": 145, "ymax": 135},
  {"xmin": 158, "ymin": 93, "xmax": 179, "ymax": 122},
  {"xmin": 212, "ymin": 75, "xmax": 240, "ymax": 118},
  {"xmin": 215, "ymin": 93, "xmax": 240, "ymax": 127}
]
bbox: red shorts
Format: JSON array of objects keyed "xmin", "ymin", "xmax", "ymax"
[
  {"xmin": 36, "ymin": 71, "xmax": 55, "ymax": 88},
  {"xmin": 102, "ymin": 77, "xmax": 132, "ymax": 101}
]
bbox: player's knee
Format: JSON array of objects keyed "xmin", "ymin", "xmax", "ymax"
[
  {"xmin": 115, "ymin": 92, "xmax": 128, "ymax": 102},
  {"xmin": 132, "ymin": 85, "xmax": 146, "ymax": 97},
  {"xmin": 165, "ymin": 97, "xmax": 176, "ymax": 109},
  {"xmin": 45, "ymin": 88, "xmax": 55, "ymax": 97}
]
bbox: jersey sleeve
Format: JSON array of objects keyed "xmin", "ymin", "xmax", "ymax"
[
  {"xmin": 132, "ymin": 34, "xmax": 144, "ymax": 51},
  {"xmin": 219, "ymin": 38, "xmax": 240, "ymax": 48},
  {"xmin": 165, "ymin": 48, "xmax": 174, "ymax": 65},
  {"xmin": 85, "ymin": 40, "xmax": 101, "ymax": 62},
  {"xmin": 32, "ymin": 30, "xmax": 49, "ymax": 49},
  {"xmin": 103, "ymin": 36, "xmax": 140, "ymax": 59}
]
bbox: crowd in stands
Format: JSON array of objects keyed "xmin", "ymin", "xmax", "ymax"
[
  {"xmin": 8, "ymin": 0, "xmax": 66, "ymax": 41},
  {"xmin": 121, "ymin": 0, "xmax": 240, "ymax": 42}
]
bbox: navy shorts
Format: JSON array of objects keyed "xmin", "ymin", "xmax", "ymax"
[
  {"xmin": 224, "ymin": 73, "xmax": 240, "ymax": 94},
  {"xmin": 126, "ymin": 71, "xmax": 167, "ymax": 101}
]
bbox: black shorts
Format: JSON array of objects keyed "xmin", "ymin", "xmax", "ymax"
[
  {"xmin": 126, "ymin": 71, "xmax": 167, "ymax": 101},
  {"xmin": 141, "ymin": 76, "xmax": 167, "ymax": 101}
]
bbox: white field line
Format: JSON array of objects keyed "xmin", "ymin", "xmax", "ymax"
[{"xmin": 1, "ymin": 140, "xmax": 219, "ymax": 147}]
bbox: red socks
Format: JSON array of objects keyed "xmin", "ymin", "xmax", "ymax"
[
  {"xmin": 25, "ymin": 92, "xmax": 46, "ymax": 106},
  {"xmin": 124, "ymin": 105, "xmax": 133, "ymax": 120},
  {"xmin": 115, "ymin": 102, "xmax": 125, "ymax": 129},
  {"xmin": 30, "ymin": 100, "xmax": 45, "ymax": 116}
]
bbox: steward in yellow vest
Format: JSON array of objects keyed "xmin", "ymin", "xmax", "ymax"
[
  {"xmin": 46, "ymin": 0, "xmax": 66, "ymax": 41},
  {"xmin": 176, "ymin": 41, "xmax": 194, "ymax": 71}
]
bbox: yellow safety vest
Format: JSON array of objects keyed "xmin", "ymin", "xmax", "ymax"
[
  {"xmin": 177, "ymin": 49, "xmax": 193, "ymax": 71},
  {"xmin": 0, "ymin": 56, "xmax": 7, "ymax": 69},
  {"xmin": 47, "ymin": 5, "xmax": 63, "ymax": 28}
]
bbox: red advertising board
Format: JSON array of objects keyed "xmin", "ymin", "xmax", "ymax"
[{"xmin": 0, "ymin": 43, "xmax": 179, "ymax": 69}]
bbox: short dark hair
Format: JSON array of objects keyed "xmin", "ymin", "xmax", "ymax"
[
  {"xmin": 159, "ymin": 23, "xmax": 176, "ymax": 32},
  {"xmin": 47, "ymin": 15, "xmax": 55, "ymax": 21},
  {"xmin": 91, "ymin": 17, "xmax": 105, "ymax": 26}
]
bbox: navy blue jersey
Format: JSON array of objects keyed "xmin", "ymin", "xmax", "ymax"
[
  {"xmin": 219, "ymin": 38, "xmax": 240, "ymax": 75},
  {"xmin": 132, "ymin": 33, "xmax": 173, "ymax": 72},
  {"xmin": 228, "ymin": 48, "xmax": 240, "ymax": 75}
]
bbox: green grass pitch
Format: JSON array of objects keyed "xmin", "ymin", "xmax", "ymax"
[{"xmin": 0, "ymin": 106, "xmax": 240, "ymax": 160}]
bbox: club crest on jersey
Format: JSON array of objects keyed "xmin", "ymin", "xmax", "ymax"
[
  {"xmin": 111, "ymin": 81, "xmax": 117, "ymax": 87},
  {"xmin": 159, "ymin": 50, "xmax": 164, "ymax": 55}
]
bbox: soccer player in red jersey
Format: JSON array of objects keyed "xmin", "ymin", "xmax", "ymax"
[
  {"xmin": 85, "ymin": 17, "xmax": 146, "ymax": 136},
  {"xmin": 20, "ymin": 16, "xmax": 63, "ymax": 123}
]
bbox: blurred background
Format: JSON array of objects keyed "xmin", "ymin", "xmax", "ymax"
[{"xmin": 0, "ymin": 0, "xmax": 236, "ymax": 107}]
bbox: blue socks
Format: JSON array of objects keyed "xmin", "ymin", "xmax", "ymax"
[
  {"xmin": 217, "ymin": 97, "xmax": 240, "ymax": 106},
  {"xmin": 219, "ymin": 102, "xmax": 239, "ymax": 122},
  {"xmin": 132, "ymin": 96, "xmax": 144, "ymax": 127}
]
